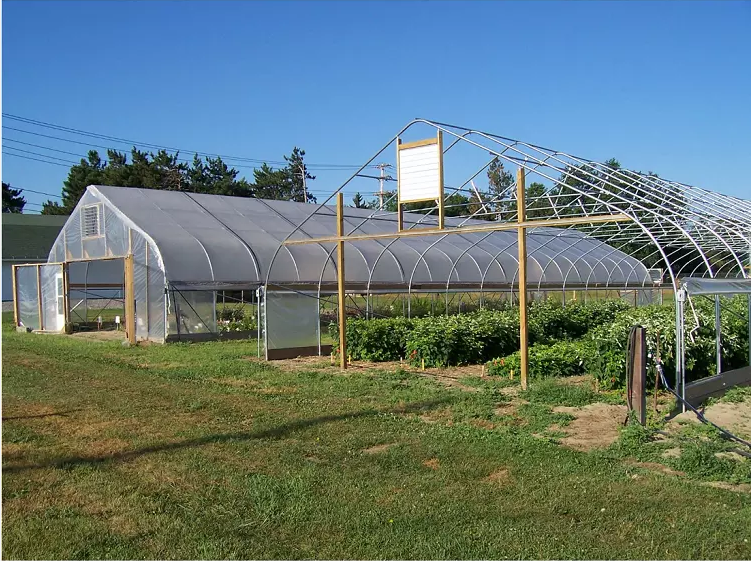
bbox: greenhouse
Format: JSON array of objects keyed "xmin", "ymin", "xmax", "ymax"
[{"xmin": 10, "ymin": 119, "xmax": 750, "ymax": 363}]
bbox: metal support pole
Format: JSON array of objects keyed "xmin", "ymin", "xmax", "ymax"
[
  {"xmin": 517, "ymin": 167, "xmax": 529, "ymax": 390},
  {"xmin": 337, "ymin": 193, "xmax": 347, "ymax": 370},
  {"xmin": 715, "ymin": 295, "xmax": 722, "ymax": 375},
  {"xmin": 11, "ymin": 265, "xmax": 19, "ymax": 326},
  {"xmin": 36, "ymin": 264, "xmax": 43, "ymax": 331},
  {"xmin": 675, "ymin": 288, "xmax": 686, "ymax": 412},
  {"xmin": 257, "ymin": 288, "xmax": 261, "ymax": 358}
]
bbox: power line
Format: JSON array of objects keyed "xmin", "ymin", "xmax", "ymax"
[
  {"xmin": 3, "ymin": 113, "xmax": 376, "ymax": 170},
  {"xmin": 3, "ymin": 146, "xmax": 80, "ymax": 164},
  {"xmin": 2, "ymin": 151, "xmax": 74, "ymax": 167}
]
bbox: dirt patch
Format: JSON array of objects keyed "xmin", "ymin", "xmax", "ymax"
[
  {"xmin": 418, "ymin": 406, "xmax": 454, "ymax": 425},
  {"xmin": 362, "ymin": 443, "xmax": 398, "ymax": 455},
  {"xmin": 553, "ymin": 403, "xmax": 627, "ymax": 451},
  {"xmin": 671, "ymin": 400, "xmax": 751, "ymax": 440},
  {"xmin": 70, "ymin": 330, "xmax": 127, "ymax": 342},
  {"xmin": 422, "ymin": 458, "xmax": 440, "ymax": 470},
  {"xmin": 662, "ymin": 447, "xmax": 682, "ymax": 459},
  {"xmin": 627, "ymin": 460, "xmax": 685, "ymax": 477},
  {"xmin": 701, "ymin": 481, "xmax": 751, "ymax": 494},
  {"xmin": 470, "ymin": 419, "xmax": 496, "ymax": 430},
  {"xmin": 484, "ymin": 468, "xmax": 511, "ymax": 484},
  {"xmin": 494, "ymin": 402, "xmax": 518, "ymax": 416}
]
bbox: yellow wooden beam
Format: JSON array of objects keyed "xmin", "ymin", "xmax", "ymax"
[
  {"xmin": 437, "ymin": 130, "xmax": 445, "ymax": 231},
  {"xmin": 124, "ymin": 254, "xmax": 136, "ymax": 345},
  {"xmin": 517, "ymin": 167, "xmax": 529, "ymax": 391},
  {"xmin": 398, "ymin": 137, "xmax": 438, "ymax": 150},
  {"xmin": 283, "ymin": 213, "xmax": 631, "ymax": 246},
  {"xmin": 336, "ymin": 193, "xmax": 347, "ymax": 370}
]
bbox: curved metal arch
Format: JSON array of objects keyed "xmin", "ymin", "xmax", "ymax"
[{"xmin": 411, "ymin": 121, "xmax": 698, "ymax": 290}]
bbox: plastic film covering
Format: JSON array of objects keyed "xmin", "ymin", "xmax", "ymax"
[
  {"xmin": 169, "ymin": 289, "xmax": 216, "ymax": 337},
  {"xmin": 131, "ymin": 231, "xmax": 149, "ymax": 341},
  {"xmin": 104, "ymin": 204, "xmax": 129, "ymax": 258},
  {"xmin": 16, "ymin": 266, "xmax": 40, "ymax": 330},
  {"xmin": 40, "ymin": 264, "xmax": 63, "ymax": 332},
  {"xmin": 62, "ymin": 206, "xmax": 82, "ymax": 261},
  {"xmin": 264, "ymin": 291, "xmax": 318, "ymax": 351},
  {"xmin": 683, "ymin": 278, "xmax": 751, "ymax": 296},
  {"xmin": 147, "ymin": 244, "xmax": 166, "ymax": 341},
  {"xmin": 89, "ymin": 185, "xmax": 652, "ymax": 290}
]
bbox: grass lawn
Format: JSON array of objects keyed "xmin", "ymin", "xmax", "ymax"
[{"xmin": 2, "ymin": 313, "xmax": 750, "ymax": 559}]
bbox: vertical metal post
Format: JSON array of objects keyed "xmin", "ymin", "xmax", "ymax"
[
  {"xmin": 715, "ymin": 295, "xmax": 722, "ymax": 375},
  {"xmin": 675, "ymin": 288, "xmax": 686, "ymax": 412},
  {"xmin": 747, "ymin": 294, "xmax": 751, "ymax": 366},
  {"xmin": 337, "ymin": 193, "xmax": 347, "ymax": 370},
  {"xmin": 517, "ymin": 167, "xmax": 529, "ymax": 390},
  {"xmin": 11, "ymin": 265, "xmax": 19, "ymax": 326},
  {"xmin": 36, "ymin": 264, "xmax": 43, "ymax": 331},
  {"xmin": 257, "ymin": 288, "xmax": 261, "ymax": 358}
]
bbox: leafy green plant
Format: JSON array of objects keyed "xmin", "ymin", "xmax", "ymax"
[{"xmin": 487, "ymin": 340, "xmax": 596, "ymax": 379}]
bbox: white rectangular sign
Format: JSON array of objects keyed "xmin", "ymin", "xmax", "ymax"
[{"xmin": 398, "ymin": 140, "xmax": 442, "ymax": 203}]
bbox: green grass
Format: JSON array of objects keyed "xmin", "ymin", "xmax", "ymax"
[{"xmin": 2, "ymin": 318, "xmax": 751, "ymax": 559}]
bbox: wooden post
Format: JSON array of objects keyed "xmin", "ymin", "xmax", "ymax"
[
  {"xmin": 437, "ymin": 130, "xmax": 445, "ymax": 230},
  {"xmin": 517, "ymin": 167, "xmax": 529, "ymax": 390},
  {"xmin": 396, "ymin": 138, "xmax": 403, "ymax": 232},
  {"xmin": 11, "ymin": 265, "xmax": 20, "ymax": 326},
  {"xmin": 337, "ymin": 193, "xmax": 347, "ymax": 370},
  {"xmin": 124, "ymin": 254, "xmax": 136, "ymax": 345},
  {"xmin": 36, "ymin": 264, "xmax": 43, "ymax": 331}
]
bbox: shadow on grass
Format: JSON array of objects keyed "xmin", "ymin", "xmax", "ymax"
[
  {"xmin": 2, "ymin": 409, "xmax": 82, "ymax": 421},
  {"xmin": 2, "ymin": 399, "xmax": 451, "ymax": 474}
]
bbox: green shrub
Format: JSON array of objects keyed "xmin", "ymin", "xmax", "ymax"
[
  {"xmin": 330, "ymin": 317, "xmax": 413, "ymax": 361},
  {"xmin": 528, "ymin": 299, "xmax": 631, "ymax": 344},
  {"xmin": 487, "ymin": 340, "xmax": 596, "ymax": 379}
]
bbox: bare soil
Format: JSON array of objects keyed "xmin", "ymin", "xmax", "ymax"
[
  {"xmin": 671, "ymin": 400, "xmax": 751, "ymax": 440},
  {"xmin": 553, "ymin": 403, "xmax": 627, "ymax": 451}
]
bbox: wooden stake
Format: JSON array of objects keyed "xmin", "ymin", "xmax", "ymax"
[
  {"xmin": 62, "ymin": 263, "xmax": 70, "ymax": 328},
  {"xmin": 337, "ymin": 193, "xmax": 347, "ymax": 370},
  {"xmin": 124, "ymin": 254, "xmax": 136, "ymax": 345},
  {"xmin": 517, "ymin": 167, "xmax": 529, "ymax": 390}
]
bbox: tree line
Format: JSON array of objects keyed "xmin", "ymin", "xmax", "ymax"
[{"xmin": 37, "ymin": 147, "xmax": 317, "ymax": 215}]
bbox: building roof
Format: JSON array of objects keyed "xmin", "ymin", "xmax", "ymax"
[
  {"xmin": 2, "ymin": 213, "xmax": 68, "ymax": 261},
  {"xmin": 67, "ymin": 185, "xmax": 652, "ymax": 291}
]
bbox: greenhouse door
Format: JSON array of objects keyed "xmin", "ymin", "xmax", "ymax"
[
  {"xmin": 262, "ymin": 288, "xmax": 323, "ymax": 360},
  {"xmin": 53, "ymin": 271, "xmax": 65, "ymax": 332}
]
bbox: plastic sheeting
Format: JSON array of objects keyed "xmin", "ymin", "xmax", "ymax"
[
  {"xmin": 682, "ymin": 278, "xmax": 751, "ymax": 296},
  {"xmin": 89, "ymin": 185, "xmax": 653, "ymax": 290},
  {"xmin": 264, "ymin": 291, "xmax": 319, "ymax": 351},
  {"xmin": 147, "ymin": 244, "xmax": 166, "ymax": 342},
  {"xmin": 16, "ymin": 266, "xmax": 40, "ymax": 330},
  {"xmin": 132, "ymin": 231, "xmax": 149, "ymax": 341},
  {"xmin": 169, "ymin": 289, "xmax": 215, "ymax": 337},
  {"xmin": 40, "ymin": 264, "xmax": 63, "ymax": 332}
]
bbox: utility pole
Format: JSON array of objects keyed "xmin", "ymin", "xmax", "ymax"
[
  {"xmin": 374, "ymin": 163, "xmax": 393, "ymax": 210},
  {"xmin": 299, "ymin": 164, "xmax": 308, "ymax": 204}
]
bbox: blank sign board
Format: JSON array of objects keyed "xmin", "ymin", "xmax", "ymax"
[{"xmin": 398, "ymin": 139, "xmax": 442, "ymax": 203}]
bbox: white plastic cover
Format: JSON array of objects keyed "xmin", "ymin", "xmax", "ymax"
[
  {"xmin": 16, "ymin": 266, "xmax": 40, "ymax": 330},
  {"xmin": 264, "ymin": 291, "xmax": 318, "ymax": 351},
  {"xmin": 682, "ymin": 277, "xmax": 751, "ymax": 296},
  {"xmin": 80, "ymin": 185, "xmax": 652, "ymax": 291}
]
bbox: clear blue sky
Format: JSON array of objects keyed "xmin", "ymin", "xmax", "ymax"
[{"xmin": 2, "ymin": 0, "xmax": 750, "ymax": 212}]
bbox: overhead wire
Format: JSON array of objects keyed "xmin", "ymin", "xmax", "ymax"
[{"xmin": 3, "ymin": 113, "xmax": 377, "ymax": 170}]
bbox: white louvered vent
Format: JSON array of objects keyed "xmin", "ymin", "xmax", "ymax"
[{"xmin": 81, "ymin": 204, "xmax": 102, "ymax": 238}]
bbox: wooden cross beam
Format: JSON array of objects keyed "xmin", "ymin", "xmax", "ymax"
[{"xmin": 285, "ymin": 187, "xmax": 632, "ymax": 377}]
